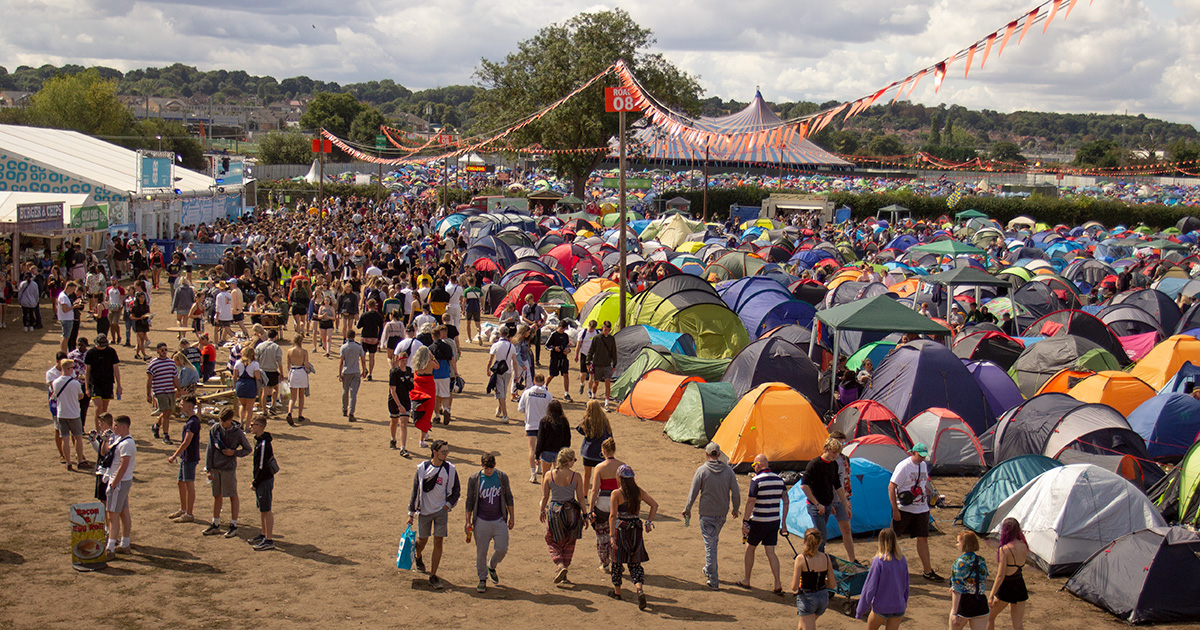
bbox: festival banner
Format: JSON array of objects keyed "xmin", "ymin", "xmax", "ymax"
[{"xmin": 70, "ymin": 204, "xmax": 109, "ymax": 231}]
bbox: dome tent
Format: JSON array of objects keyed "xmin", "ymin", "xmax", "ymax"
[
  {"xmin": 862, "ymin": 340, "xmax": 996, "ymax": 434},
  {"xmin": 786, "ymin": 459, "xmax": 893, "ymax": 540},
  {"xmin": 616, "ymin": 369, "xmax": 703, "ymax": 422},
  {"xmin": 1129, "ymin": 334, "xmax": 1200, "ymax": 390},
  {"xmin": 1009, "ymin": 335, "xmax": 1121, "ymax": 398},
  {"xmin": 628, "ymin": 274, "xmax": 749, "ymax": 359},
  {"xmin": 828, "ymin": 399, "xmax": 912, "ymax": 448},
  {"xmin": 963, "ymin": 359, "xmax": 1025, "ymax": 419},
  {"xmin": 987, "ymin": 464, "xmax": 1166, "ymax": 576},
  {"xmin": 1128, "ymin": 393, "xmax": 1200, "ymax": 462},
  {"xmin": 1148, "ymin": 441, "xmax": 1200, "ymax": 528},
  {"xmin": 842, "ymin": 434, "xmax": 909, "ymax": 472},
  {"xmin": 663, "ymin": 381, "xmax": 738, "ymax": 446},
  {"xmin": 904, "ymin": 408, "xmax": 987, "ymax": 475},
  {"xmin": 1065, "ymin": 371, "xmax": 1157, "ymax": 417},
  {"xmin": 711, "ymin": 383, "xmax": 828, "ymax": 473},
  {"xmin": 957, "ymin": 454, "xmax": 1062, "ymax": 533},
  {"xmin": 612, "ymin": 324, "xmax": 696, "ymax": 378},
  {"xmin": 1067, "ymin": 526, "xmax": 1200, "ymax": 625},
  {"xmin": 721, "ymin": 338, "xmax": 828, "ymax": 417}
]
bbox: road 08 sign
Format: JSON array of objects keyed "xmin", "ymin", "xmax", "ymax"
[{"xmin": 605, "ymin": 87, "xmax": 638, "ymax": 113}]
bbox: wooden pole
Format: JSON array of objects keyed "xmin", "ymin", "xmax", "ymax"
[
  {"xmin": 703, "ymin": 141, "xmax": 709, "ymax": 222},
  {"xmin": 618, "ymin": 109, "xmax": 628, "ymax": 329}
]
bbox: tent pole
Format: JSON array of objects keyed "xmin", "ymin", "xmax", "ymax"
[
  {"xmin": 808, "ymin": 319, "xmax": 818, "ymax": 363},
  {"xmin": 703, "ymin": 141, "xmax": 709, "ymax": 223},
  {"xmin": 829, "ymin": 324, "xmax": 840, "ymax": 412}
]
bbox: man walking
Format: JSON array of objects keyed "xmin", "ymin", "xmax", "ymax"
[
  {"xmin": 407, "ymin": 440, "xmax": 460, "ymax": 590},
  {"xmin": 737, "ymin": 454, "xmax": 788, "ymax": 593},
  {"xmin": 487, "ymin": 327, "xmax": 515, "ymax": 422},
  {"xmin": 888, "ymin": 443, "xmax": 944, "ymax": 582},
  {"xmin": 18, "ymin": 271, "xmax": 39, "ymax": 331},
  {"xmin": 801, "ymin": 438, "xmax": 852, "ymax": 552},
  {"xmin": 520, "ymin": 294, "xmax": 545, "ymax": 366},
  {"xmin": 544, "ymin": 320, "xmax": 573, "ymax": 402},
  {"xmin": 58, "ymin": 281, "xmax": 80, "ymax": 354},
  {"xmin": 517, "ymin": 373, "xmax": 553, "ymax": 482},
  {"xmin": 256, "ymin": 330, "xmax": 284, "ymax": 414},
  {"xmin": 51, "ymin": 358, "xmax": 87, "ymax": 471},
  {"xmin": 464, "ymin": 451, "xmax": 515, "ymax": 593},
  {"xmin": 203, "ymin": 409, "xmax": 252, "ymax": 538},
  {"xmin": 587, "ymin": 321, "xmax": 617, "ymax": 409},
  {"xmin": 682, "ymin": 442, "xmax": 741, "ymax": 590},
  {"xmin": 85, "ymin": 334, "xmax": 122, "ymax": 429},
  {"xmin": 145, "ymin": 342, "xmax": 179, "ymax": 445},
  {"xmin": 827, "ymin": 431, "xmax": 858, "ymax": 562},
  {"xmin": 338, "ymin": 329, "xmax": 367, "ymax": 422},
  {"xmin": 431, "ymin": 325, "xmax": 457, "ymax": 425}
]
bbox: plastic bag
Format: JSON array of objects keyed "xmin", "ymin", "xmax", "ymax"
[
  {"xmin": 396, "ymin": 525, "xmax": 416, "ymax": 570},
  {"xmin": 279, "ymin": 380, "xmax": 291, "ymax": 400}
]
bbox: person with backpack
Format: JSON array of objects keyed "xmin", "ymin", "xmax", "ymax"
[
  {"xmin": 487, "ymin": 327, "xmax": 515, "ymax": 422},
  {"xmin": 407, "ymin": 440, "xmax": 460, "ymax": 590},
  {"xmin": 888, "ymin": 443, "xmax": 944, "ymax": 582}
]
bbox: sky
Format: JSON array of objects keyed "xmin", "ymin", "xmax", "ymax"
[{"xmin": 2, "ymin": 0, "xmax": 1197, "ymax": 126}]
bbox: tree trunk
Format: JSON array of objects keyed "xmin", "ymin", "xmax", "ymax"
[{"xmin": 573, "ymin": 173, "xmax": 588, "ymax": 201}]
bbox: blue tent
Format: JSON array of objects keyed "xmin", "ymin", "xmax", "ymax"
[
  {"xmin": 786, "ymin": 459, "xmax": 892, "ymax": 539},
  {"xmin": 1162, "ymin": 361, "xmax": 1200, "ymax": 394},
  {"xmin": 863, "ymin": 340, "xmax": 997, "ymax": 434},
  {"xmin": 756, "ymin": 300, "xmax": 818, "ymax": 338},
  {"xmin": 1128, "ymin": 393, "xmax": 1200, "ymax": 462},
  {"xmin": 957, "ymin": 454, "xmax": 1062, "ymax": 533}
]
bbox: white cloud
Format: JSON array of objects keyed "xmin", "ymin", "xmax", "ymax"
[{"xmin": 0, "ymin": 0, "xmax": 1194, "ymax": 127}]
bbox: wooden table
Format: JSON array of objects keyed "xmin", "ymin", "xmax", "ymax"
[{"xmin": 165, "ymin": 326, "xmax": 193, "ymax": 339}]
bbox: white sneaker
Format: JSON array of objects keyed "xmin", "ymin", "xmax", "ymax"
[{"xmin": 529, "ymin": 470, "xmax": 538, "ymax": 483}]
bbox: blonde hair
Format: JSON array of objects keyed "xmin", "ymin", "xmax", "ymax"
[
  {"xmin": 241, "ymin": 344, "xmax": 256, "ymax": 362},
  {"xmin": 412, "ymin": 345, "xmax": 432, "ymax": 371},
  {"xmin": 59, "ymin": 358, "xmax": 73, "ymax": 372},
  {"xmin": 824, "ymin": 436, "xmax": 843, "ymax": 454},
  {"xmin": 554, "ymin": 447, "xmax": 577, "ymax": 469},
  {"xmin": 876, "ymin": 528, "xmax": 902, "ymax": 561},
  {"xmin": 580, "ymin": 400, "xmax": 613, "ymax": 440},
  {"xmin": 803, "ymin": 528, "xmax": 823, "ymax": 557},
  {"xmin": 958, "ymin": 530, "xmax": 980, "ymax": 553}
]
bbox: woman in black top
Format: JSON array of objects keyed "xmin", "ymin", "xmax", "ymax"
[
  {"xmin": 357, "ymin": 299, "xmax": 385, "ymax": 380},
  {"xmin": 535, "ymin": 401, "xmax": 572, "ymax": 474},
  {"xmin": 388, "ymin": 350, "xmax": 416, "ymax": 458},
  {"xmin": 130, "ymin": 291, "xmax": 152, "ymax": 360}
]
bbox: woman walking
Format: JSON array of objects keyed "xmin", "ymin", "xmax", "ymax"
[
  {"xmin": 791, "ymin": 528, "xmax": 837, "ymax": 630},
  {"xmin": 317, "ymin": 296, "xmax": 336, "ymax": 356},
  {"xmin": 576, "ymin": 400, "xmax": 613, "ymax": 502},
  {"xmin": 535, "ymin": 401, "xmax": 571, "ymax": 475},
  {"xmin": 289, "ymin": 278, "xmax": 310, "ymax": 334},
  {"xmin": 950, "ymin": 531, "xmax": 990, "ymax": 630},
  {"xmin": 285, "ymin": 334, "xmax": 310, "ymax": 426},
  {"xmin": 129, "ymin": 291, "xmax": 152, "ymax": 359},
  {"xmin": 410, "ymin": 345, "xmax": 438, "ymax": 449},
  {"xmin": 608, "ymin": 464, "xmax": 658, "ymax": 610},
  {"xmin": 588, "ymin": 437, "xmax": 622, "ymax": 574},
  {"xmin": 987, "ymin": 518, "xmax": 1028, "ymax": 630},
  {"xmin": 856, "ymin": 528, "xmax": 910, "ymax": 629},
  {"xmin": 540, "ymin": 447, "xmax": 585, "ymax": 585},
  {"xmin": 233, "ymin": 344, "xmax": 260, "ymax": 427},
  {"xmin": 388, "ymin": 349, "xmax": 415, "ymax": 457}
]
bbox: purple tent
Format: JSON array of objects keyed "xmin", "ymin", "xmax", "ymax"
[
  {"xmin": 963, "ymin": 359, "xmax": 1025, "ymax": 418},
  {"xmin": 862, "ymin": 340, "xmax": 997, "ymax": 434}
]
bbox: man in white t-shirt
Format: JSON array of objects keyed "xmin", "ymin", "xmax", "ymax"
[
  {"xmin": 444, "ymin": 279, "xmax": 464, "ymax": 330},
  {"xmin": 574, "ymin": 319, "xmax": 597, "ymax": 396},
  {"xmin": 57, "ymin": 281, "xmax": 80, "ymax": 354},
  {"xmin": 888, "ymin": 443, "xmax": 943, "ymax": 582},
  {"xmin": 517, "ymin": 373, "xmax": 553, "ymax": 482},
  {"xmin": 400, "ymin": 285, "xmax": 415, "ymax": 324},
  {"xmin": 105, "ymin": 415, "xmax": 137, "ymax": 559},
  {"xmin": 214, "ymin": 282, "xmax": 233, "ymax": 344},
  {"xmin": 487, "ymin": 328, "xmax": 515, "ymax": 423},
  {"xmin": 51, "ymin": 359, "xmax": 87, "ymax": 470}
]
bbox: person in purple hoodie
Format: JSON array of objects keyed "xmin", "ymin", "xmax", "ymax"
[{"xmin": 856, "ymin": 528, "xmax": 910, "ymax": 629}]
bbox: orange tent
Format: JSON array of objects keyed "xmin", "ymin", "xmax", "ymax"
[
  {"xmin": 1035, "ymin": 369, "xmax": 1097, "ymax": 395},
  {"xmin": 712, "ymin": 383, "xmax": 828, "ymax": 472},
  {"xmin": 573, "ymin": 277, "xmax": 619, "ymax": 313},
  {"xmin": 616, "ymin": 369, "xmax": 703, "ymax": 422},
  {"xmin": 1129, "ymin": 335, "xmax": 1200, "ymax": 390},
  {"xmin": 1066, "ymin": 371, "xmax": 1156, "ymax": 416},
  {"xmin": 889, "ymin": 278, "xmax": 921, "ymax": 298}
]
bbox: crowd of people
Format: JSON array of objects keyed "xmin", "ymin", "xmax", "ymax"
[{"xmin": 25, "ymin": 194, "xmax": 1045, "ymax": 625}]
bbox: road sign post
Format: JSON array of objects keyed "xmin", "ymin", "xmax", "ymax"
[{"xmin": 606, "ymin": 86, "xmax": 637, "ymax": 328}]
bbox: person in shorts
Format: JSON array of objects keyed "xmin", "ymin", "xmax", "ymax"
[
  {"xmin": 544, "ymin": 320, "xmax": 573, "ymax": 403},
  {"xmin": 51, "ymin": 358, "xmax": 87, "ymax": 471},
  {"xmin": 487, "ymin": 327, "xmax": 515, "ymax": 421},
  {"xmin": 738, "ymin": 454, "xmax": 788, "ymax": 592},
  {"xmin": 574, "ymin": 319, "xmax": 597, "ymax": 397},
  {"xmin": 462, "ymin": 275, "xmax": 482, "ymax": 345},
  {"xmin": 389, "ymin": 349, "xmax": 416, "ymax": 457},
  {"xmin": 431, "ymin": 325, "xmax": 457, "ymax": 425},
  {"xmin": 104, "ymin": 415, "xmax": 137, "ymax": 559},
  {"xmin": 889, "ymin": 443, "xmax": 944, "ymax": 582},
  {"xmin": 587, "ymin": 321, "xmax": 617, "ymax": 408},
  {"xmin": 248, "ymin": 415, "xmax": 277, "ymax": 551},
  {"xmin": 145, "ymin": 342, "xmax": 179, "ymax": 445},
  {"xmin": 203, "ymin": 409, "xmax": 252, "ymax": 538},
  {"xmin": 407, "ymin": 440, "xmax": 460, "ymax": 590},
  {"xmin": 167, "ymin": 396, "xmax": 202, "ymax": 523}
]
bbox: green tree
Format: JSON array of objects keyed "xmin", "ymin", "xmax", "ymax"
[
  {"xmin": 929, "ymin": 113, "xmax": 941, "ymax": 146},
  {"xmin": 299, "ymin": 92, "xmax": 364, "ymax": 137},
  {"xmin": 27, "ymin": 68, "xmax": 135, "ymax": 136},
  {"xmin": 1075, "ymin": 138, "xmax": 1123, "ymax": 168},
  {"xmin": 348, "ymin": 107, "xmax": 387, "ymax": 147},
  {"xmin": 135, "ymin": 118, "xmax": 205, "ymax": 170},
  {"xmin": 474, "ymin": 8, "xmax": 701, "ymax": 196},
  {"xmin": 866, "ymin": 134, "xmax": 906, "ymax": 156},
  {"xmin": 257, "ymin": 131, "xmax": 315, "ymax": 165},
  {"xmin": 989, "ymin": 141, "xmax": 1026, "ymax": 164},
  {"xmin": 943, "ymin": 117, "xmax": 955, "ymax": 146},
  {"xmin": 1167, "ymin": 140, "xmax": 1200, "ymax": 164}
]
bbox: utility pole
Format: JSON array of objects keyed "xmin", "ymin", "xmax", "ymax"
[
  {"xmin": 618, "ymin": 108, "xmax": 628, "ymax": 328},
  {"xmin": 703, "ymin": 140, "xmax": 710, "ymax": 222}
]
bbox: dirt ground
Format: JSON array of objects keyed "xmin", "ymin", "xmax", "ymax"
[{"xmin": 1, "ymin": 288, "xmax": 1193, "ymax": 630}]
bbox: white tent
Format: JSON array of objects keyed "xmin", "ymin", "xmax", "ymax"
[
  {"xmin": 904, "ymin": 408, "xmax": 987, "ymax": 475},
  {"xmin": 0, "ymin": 192, "xmax": 90, "ymax": 230},
  {"xmin": 457, "ymin": 152, "xmax": 486, "ymax": 166},
  {"xmin": 303, "ymin": 159, "xmax": 320, "ymax": 184},
  {"xmin": 841, "ymin": 436, "xmax": 908, "ymax": 472},
  {"xmin": 988, "ymin": 464, "xmax": 1165, "ymax": 576}
]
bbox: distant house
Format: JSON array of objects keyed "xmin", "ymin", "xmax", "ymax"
[
  {"xmin": 0, "ymin": 91, "xmax": 32, "ymax": 108},
  {"xmin": 397, "ymin": 112, "xmax": 430, "ymax": 133}
]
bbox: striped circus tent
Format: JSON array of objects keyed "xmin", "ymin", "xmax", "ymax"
[{"xmin": 628, "ymin": 91, "xmax": 854, "ymax": 168}]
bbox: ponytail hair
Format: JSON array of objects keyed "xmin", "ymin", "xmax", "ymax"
[{"xmin": 803, "ymin": 528, "xmax": 823, "ymax": 557}]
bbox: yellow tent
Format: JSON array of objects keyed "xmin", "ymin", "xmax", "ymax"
[
  {"xmin": 1066, "ymin": 371, "xmax": 1156, "ymax": 416},
  {"xmin": 1130, "ymin": 335, "xmax": 1200, "ymax": 390},
  {"xmin": 712, "ymin": 383, "xmax": 828, "ymax": 472},
  {"xmin": 573, "ymin": 278, "xmax": 618, "ymax": 312}
]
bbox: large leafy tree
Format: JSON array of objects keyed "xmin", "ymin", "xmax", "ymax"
[
  {"xmin": 258, "ymin": 131, "xmax": 315, "ymax": 165},
  {"xmin": 474, "ymin": 9, "xmax": 701, "ymax": 196},
  {"xmin": 27, "ymin": 68, "xmax": 135, "ymax": 137},
  {"xmin": 137, "ymin": 118, "xmax": 205, "ymax": 170},
  {"xmin": 299, "ymin": 92, "xmax": 364, "ymax": 136}
]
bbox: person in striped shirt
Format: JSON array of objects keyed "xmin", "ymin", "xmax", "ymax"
[
  {"xmin": 736, "ymin": 454, "xmax": 789, "ymax": 594},
  {"xmin": 145, "ymin": 342, "xmax": 180, "ymax": 445}
]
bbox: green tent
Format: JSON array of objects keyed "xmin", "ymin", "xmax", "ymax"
[
  {"xmin": 673, "ymin": 355, "xmax": 733, "ymax": 383},
  {"xmin": 847, "ymin": 340, "xmax": 896, "ymax": 371},
  {"xmin": 1150, "ymin": 441, "xmax": 1200, "ymax": 527},
  {"xmin": 601, "ymin": 210, "xmax": 644, "ymax": 227},
  {"xmin": 908, "ymin": 240, "xmax": 986, "ymax": 256},
  {"xmin": 664, "ymin": 382, "xmax": 738, "ymax": 446},
  {"xmin": 1148, "ymin": 239, "xmax": 1188, "ymax": 251},
  {"xmin": 955, "ymin": 209, "xmax": 989, "ymax": 221},
  {"xmin": 1078, "ymin": 348, "xmax": 1122, "ymax": 372},
  {"xmin": 612, "ymin": 348, "xmax": 733, "ymax": 401},
  {"xmin": 629, "ymin": 290, "xmax": 748, "ymax": 359}
]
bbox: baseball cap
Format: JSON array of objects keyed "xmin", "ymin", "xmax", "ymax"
[
  {"xmin": 95, "ymin": 334, "xmax": 109, "ymax": 347},
  {"xmin": 704, "ymin": 442, "xmax": 722, "ymax": 457},
  {"xmin": 910, "ymin": 443, "xmax": 930, "ymax": 457}
]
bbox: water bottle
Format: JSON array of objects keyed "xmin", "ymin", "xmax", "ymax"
[
  {"xmin": 684, "ymin": 515, "xmax": 690, "ymax": 527},
  {"xmin": 465, "ymin": 526, "xmax": 473, "ymax": 543}
]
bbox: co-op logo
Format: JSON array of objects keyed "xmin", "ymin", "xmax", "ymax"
[{"xmin": 0, "ymin": 155, "xmax": 98, "ymax": 195}]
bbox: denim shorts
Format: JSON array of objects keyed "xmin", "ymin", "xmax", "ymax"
[
  {"xmin": 830, "ymin": 498, "xmax": 850, "ymax": 522},
  {"xmin": 796, "ymin": 589, "xmax": 829, "ymax": 616},
  {"xmin": 178, "ymin": 459, "xmax": 198, "ymax": 482}
]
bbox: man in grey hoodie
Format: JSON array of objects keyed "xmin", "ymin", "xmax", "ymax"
[
  {"xmin": 202, "ymin": 409, "xmax": 252, "ymax": 538},
  {"xmin": 682, "ymin": 442, "xmax": 741, "ymax": 590}
]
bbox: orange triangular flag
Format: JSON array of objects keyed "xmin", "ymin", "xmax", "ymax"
[
  {"xmin": 965, "ymin": 44, "xmax": 977, "ymax": 77},
  {"xmin": 1065, "ymin": 0, "xmax": 1080, "ymax": 18},
  {"xmin": 933, "ymin": 62, "xmax": 947, "ymax": 93},
  {"xmin": 1044, "ymin": 0, "xmax": 1063, "ymax": 32},
  {"xmin": 893, "ymin": 77, "xmax": 912, "ymax": 103},
  {"xmin": 1018, "ymin": 8, "xmax": 1039, "ymax": 45},
  {"xmin": 981, "ymin": 33, "xmax": 997, "ymax": 68},
  {"xmin": 908, "ymin": 69, "xmax": 927, "ymax": 96},
  {"xmin": 998, "ymin": 20, "xmax": 1019, "ymax": 56}
]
